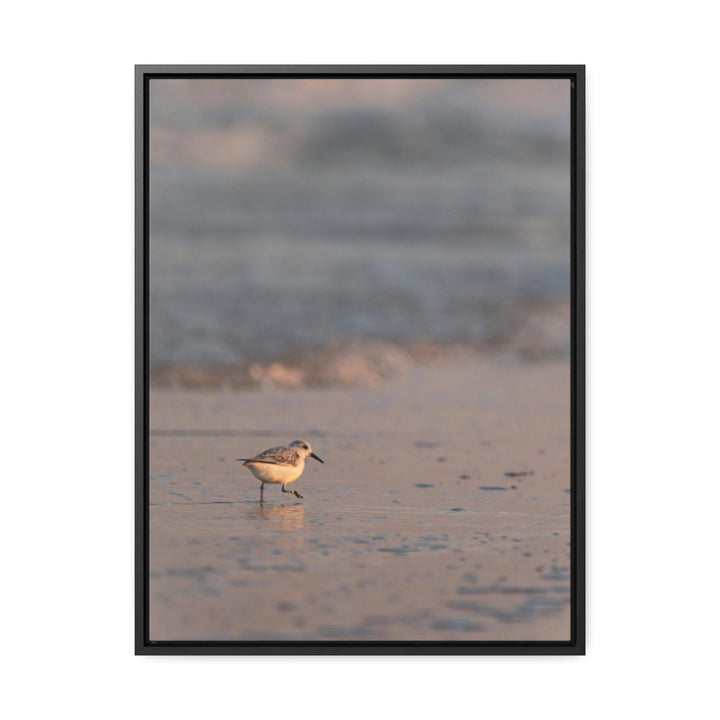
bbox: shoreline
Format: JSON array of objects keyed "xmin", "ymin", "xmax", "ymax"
[{"xmin": 150, "ymin": 300, "xmax": 571, "ymax": 391}]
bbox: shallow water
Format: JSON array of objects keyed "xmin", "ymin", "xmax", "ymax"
[
  {"xmin": 147, "ymin": 360, "xmax": 572, "ymax": 642},
  {"xmin": 149, "ymin": 478, "xmax": 570, "ymax": 641}
]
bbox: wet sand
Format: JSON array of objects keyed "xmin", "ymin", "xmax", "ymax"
[{"xmin": 148, "ymin": 358, "xmax": 571, "ymax": 641}]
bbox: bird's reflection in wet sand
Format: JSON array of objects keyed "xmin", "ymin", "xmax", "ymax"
[{"xmin": 247, "ymin": 503, "xmax": 306, "ymax": 552}]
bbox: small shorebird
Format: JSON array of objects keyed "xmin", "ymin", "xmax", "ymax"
[{"xmin": 237, "ymin": 440, "xmax": 324, "ymax": 502}]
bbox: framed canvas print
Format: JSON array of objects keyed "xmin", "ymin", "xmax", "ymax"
[{"xmin": 135, "ymin": 65, "xmax": 585, "ymax": 655}]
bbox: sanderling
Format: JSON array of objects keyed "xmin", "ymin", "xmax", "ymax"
[{"xmin": 237, "ymin": 440, "xmax": 324, "ymax": 502}]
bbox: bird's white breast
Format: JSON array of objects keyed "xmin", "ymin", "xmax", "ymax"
[{"xmin": 246, "ymin": 459, "xmax": 304, "ymax": 484}]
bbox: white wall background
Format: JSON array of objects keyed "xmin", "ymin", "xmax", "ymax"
[{"xmin": 2, "ymin": 2, "xmax": 718, "ymax": 718}]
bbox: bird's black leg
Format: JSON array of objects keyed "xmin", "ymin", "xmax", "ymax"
[
  {"xmin": 282, "ymin": 485, "xmax": 303, "ymax": 500},
  {"xmin": 260, "ymin": 483, "xmax": 265, "ymax": 503}
]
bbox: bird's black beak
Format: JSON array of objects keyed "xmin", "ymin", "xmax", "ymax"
[{"xmin": 310, "ymin": 452, "xmax": 324, "ymax": 463}]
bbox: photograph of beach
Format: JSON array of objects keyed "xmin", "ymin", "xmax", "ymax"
[{"xmin": 146, "ymin": 76, "xmax": 574, "ymax": 643}]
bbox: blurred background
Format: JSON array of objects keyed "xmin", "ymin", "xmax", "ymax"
[{"xmin": 149, "ymin": 78, "xmax": 570, "ymax": 387}]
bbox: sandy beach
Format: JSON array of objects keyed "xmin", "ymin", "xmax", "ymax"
[{"xmin": 148, "ymin": 357, "xmax": 571, "ymax": 642}]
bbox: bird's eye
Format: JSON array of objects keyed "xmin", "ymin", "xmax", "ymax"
[{"xmin": 303, "ymin": 444, "xmax": 309, "ymax": 449}]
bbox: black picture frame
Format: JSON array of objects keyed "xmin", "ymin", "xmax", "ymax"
[{"xmin": 135, "ymin": 65, "xmax": 585, "ymax": 655}]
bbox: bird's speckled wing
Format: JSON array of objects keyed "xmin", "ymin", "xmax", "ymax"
[{"xmin": 244, "ymin": 445, "xmax": 301, "ymax": 467}]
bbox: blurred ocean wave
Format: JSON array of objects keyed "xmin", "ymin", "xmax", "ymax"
[{"xmin": 149, "ymin": 78, "xmax": 571, "ymax": 383}]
